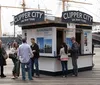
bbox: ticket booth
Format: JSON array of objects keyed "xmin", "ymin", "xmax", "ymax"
[{"xmin": 14, "ymin": 10, "xmax": 93, "ymax": 76}]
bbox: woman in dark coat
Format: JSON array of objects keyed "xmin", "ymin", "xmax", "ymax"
[{"xmin": 0, "ymin": 40, "xmax": 6, "ymax": 78}]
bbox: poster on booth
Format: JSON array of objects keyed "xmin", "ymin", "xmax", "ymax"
[
  {"xmin": 36, "ymin": 28, "xmax": 53, "ymax": 54},
  {"xmin": 83, "ymin": 30, "xmax": 92, "ymax": 54},
  {"xmin": 65, "ymin": 28, "xmax": 75, "ymax": 48}
]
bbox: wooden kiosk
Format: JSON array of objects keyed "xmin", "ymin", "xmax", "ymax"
[{"xmin": 14, "ymin": 10, "xmax": 93, "ymax": 76}]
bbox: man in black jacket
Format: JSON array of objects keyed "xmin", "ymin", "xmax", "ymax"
[
  {"xmin": 30, "ymin": 38, "xmax": 40, "ymax": 77},
  {"xmin": 70, "ymin": 37, "xmax": 79, "ymax": 77}
]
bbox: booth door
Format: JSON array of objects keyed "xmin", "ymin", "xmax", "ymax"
[
  {"xmin": 76, "ymin": 32, "xmax": 81, "ymax": 54},
  {"xmin": 57, "ymin": 30, "xmax": 64, "ymax": 55}
]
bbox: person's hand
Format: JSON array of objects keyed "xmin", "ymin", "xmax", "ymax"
[
  {"xmin": 32, "ymin": 54, "xmax": 34, "ymax": 58},
  {"xmin": 69, "ymin": 47, "xmax": 71, "ymax": 50},
  {"xmin": 33, "ymin": 50, "xmax": 36, "ymax": 52}
]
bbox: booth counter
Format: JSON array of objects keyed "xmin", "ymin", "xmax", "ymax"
[
  {"xmin": 38, "ymin": 55, "xmax": 93, "ymax": 75},
  {"xmin": 14, "ymin": 10, "xmax": 93, "ymax": 76}
]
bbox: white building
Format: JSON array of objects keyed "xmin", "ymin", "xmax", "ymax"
[{"xmin": 92, "ymin": 22, "xmax": 100, "ymax": 33}]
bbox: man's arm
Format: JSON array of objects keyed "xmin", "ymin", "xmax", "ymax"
[
  {"xmin": 60, "ymin": 49, "xmax": 62, "ymax": 56},
  {"xmin": 71, "ymin": 43, "xmax": 76, "ymax": 52},
  {"xmin": 36, "ymin": 44, "xmax": 39, "ymax": 53},
  {"xmin": 29, "ymin": 46, "xmax": 33, "ymax": 58},
  {"xmin": 17, "ymin": 47, "xmax": 20, "ymax": 57},
  {"xmin": 32, "ymin": 44, "xmax": 39, "ymax": 54}
]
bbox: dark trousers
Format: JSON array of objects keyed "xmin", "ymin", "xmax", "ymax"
[
  {"xmin": 61, "ymin": 61, "xmax": 68, "ymax": 76},
  {"xmin": 0, "ymin": 66, "xmax": 4, "ymax": 75},
  {"xmin": 72, "ymin": 57, "xmax": 78, "ymax": 76},
  {"xmin": 31, "ymin": 58, "xmax": 39, "ymax": 76},
  {"xmin": 12, "ymin": 58, "xmax": 20, "ymax": 76},
  {"xmin": 12, "ymin": 58, "xmax": 17, "ymax": 75}
]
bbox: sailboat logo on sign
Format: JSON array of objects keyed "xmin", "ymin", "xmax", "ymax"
[
  {"xmin": 62, "ymin": 11, "xmax": 93, "ymax": 25},
  {"xmin": 14, "ymin": 10, "xmax": 45, "ymax": 25}
]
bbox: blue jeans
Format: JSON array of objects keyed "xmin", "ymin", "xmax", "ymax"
[
  {"xmin": 31, "ymin": 58, "xmax": 39, "ymax": 76},
  {"xmin": 21, "ymin": 60, "xmax": 32, "ymax": 80},
  {"xmin": 61, "ymin": 61, "xmax": 68, "ymax": 76}
]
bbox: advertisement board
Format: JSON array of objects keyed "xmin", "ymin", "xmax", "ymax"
[
  {"xmin": 36, "ymin": 28, "xmax": 53, "ymax": 55},
  {"xmin": 65, "ymin": 28, "xmax": 75, "ymax": 48},
  {"xmin": 83, "ymin": 30, "xmax": 92, "ymax": 54},
  {"xmin": 81, "ymin": 30, "xmax": 92, "ymax": 54}
]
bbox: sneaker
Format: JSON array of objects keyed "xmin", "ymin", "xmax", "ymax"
[
  {"xmin": 65, "ymin": 75, "xmax": 68, "ymax": 77},
  {"xmin": 22, "ymin": 79, "xmax": 26, "ymax": 81},
  {"xmin": 35, "ymin": 75, "xmax": 40, "ymax": 78},
  {"xmin": 29, "ymin": 78, "xmax": 33, "ymax": 81},
  {"xmin": 11, "ymin": 77, "xmax": 16, "ymax": 79},
  {"xmin": 15, "ymin": 76, "xmax": 18, "ymax": 79},
  {"xmin": 11, "ymin": 76, "xmax": 18, "ymax": 79},
  {"xmin": 62, "ymin": 75, "xmax": 66, "ymax": 78},
  {"xmin": 72, "ymin": 74, "xmax": 78, "ymax": 77}
]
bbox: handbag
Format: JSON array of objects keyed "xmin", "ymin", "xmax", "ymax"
[
  {"xmin": 2, "ymin": 47, "xmax": 8, "ymax": 59},
  {"xmin": 3, "ymin": 53, "xmax": 8, "ymax": 59},
  {"xmin": 9, "ymin": 54, "xmax": 15, "ymax": 59}
]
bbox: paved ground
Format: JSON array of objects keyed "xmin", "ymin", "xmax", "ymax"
[{"xmin": 0, "ymin": 48, "xmax": 100, "ymax": 85}]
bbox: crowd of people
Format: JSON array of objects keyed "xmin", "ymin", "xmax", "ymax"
[{"xmin": 0, "ymin": 37, "xmax": 79, "ymax": 80}]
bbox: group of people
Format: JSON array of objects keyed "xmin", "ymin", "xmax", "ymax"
[
  {"xmin": 0, "ymin": 38, "xmax": 40, "ymax": 81},
  {"xmin": 60, "ymin": 37, "xmax": 79, "ymax": 77},
  {"xmin": 0, "ymin": 37, "xmax": 79, "ymax": 80}
]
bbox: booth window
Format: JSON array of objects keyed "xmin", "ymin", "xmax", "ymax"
[{"xmin": 57, "ymin": 30, "xmax": 64, "ymax": 55}]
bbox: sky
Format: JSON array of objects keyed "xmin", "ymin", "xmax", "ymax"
[{"xmin": 0, "ymin": 0, "xmax": 100, "ymax": 35}]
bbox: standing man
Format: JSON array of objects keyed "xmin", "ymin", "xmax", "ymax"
[
  {"xmin": 70, "ymin": 37, "xmax": 79, "ymax": 77},
  {"xmin": 30, "ymin": 38, "xmax": 40, "ymax": 77},
  {"xmin": 18, "ymin": 39, "xmax": 33, "ymax": 81},
  {"xmin": 0, "ymin": 40, "xmax": 7, "ymax": 78}
]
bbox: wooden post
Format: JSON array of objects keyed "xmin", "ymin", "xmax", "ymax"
[
  {"xmin": 12, "ymin": 15, "xmax": 15, "ymax": 37},
  {"xmin": 22, "ymin": 0, "xmax": 26, "ymax": 12},
  {"xmin": 62, "ymin": 0, "xmax": 65, "ymax": 11},
  {"xmin": 62, "ymin": 0, "xmax": 92, "ymax": 12}
]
